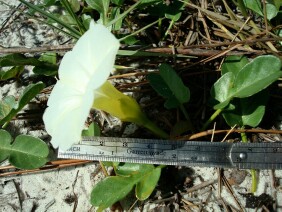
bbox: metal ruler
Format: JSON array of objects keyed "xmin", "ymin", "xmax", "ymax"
[{"xmin": 58, "ymin": 137, "xmax": 282, "ymax": 169}]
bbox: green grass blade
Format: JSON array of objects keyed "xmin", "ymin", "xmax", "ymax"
[
  {"xmin": 119, "ymin": 18, "xmax": 164, "ymax": 42},
  {"xmin": 106, "ymin": 1, "xmax": 141, "ymax": 28},
  {"xmin": 18, "ymin": 0, "xmax": 81, "ymax": 39},
  {"xmin": 60, "ymin": 0, "xmax": 86, "ymax": 34}
]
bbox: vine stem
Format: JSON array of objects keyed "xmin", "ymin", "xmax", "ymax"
[
  {"xmin": 201, "ymin": 108, "xmax": 222, "ymax": 131},
  {"xmin": 179, "ymin": 104, "xmax": 194, "ymax": 132},
  {"xmin": 143, "ymin": 119, "xmax": 169, "ymax": 139},
  {"xmin": 241, "ymin": 127, "xmax": 257, "ymax": 193}
]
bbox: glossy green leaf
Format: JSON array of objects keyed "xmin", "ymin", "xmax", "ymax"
[
  {"xmin": 115, "ymin": 163, "xmax": 154, "ymax": 176},
  {"xmin": 147, "ymin": 64, "xmax": 190, "ymax": 109},
  {"xmin": 136, "ymin": 166, "xmax": 161, "ymax": 200},
  {"xmin": 222, "ymin": 90, "xmax": 268, "ymax": 127},
  {"xmin": 0, "ymin": 96, "xmax": 16, "ymax": 120},
  {"xmin": 211, "ymin": 72, "xmax": 235, "ymax": 109},
  {"xmin": 91, "ymin": 164, "xmax": 163, "ymax": 210},
  {"xmin": 243, "ymin": 0, "xmax": 279, "ymax": 20},
  {"xmin": 212, "ymin": 55, "xmax": 281, "ymax": 109},
  {"xmin": 0, "ymin": 82, "xmax": 45, "ymax": 126},
  {"xmin": 39, "ymin": 52, "xmax": 57, "ymax": 64},
  {"xmin": 243, "ymin": 0, "xmax": 263, "ymax": 16},
  {"xmin": 0, "ymin": 66, "xmax": 24, "ymax": 81},
  {"xmin": 0, "ymin": 130, "xmax": 49, "ymax": 169},
  {"xmin": 233, "ymin": 55, "xmax": 282, "ymax": 98},
  {"xmin": 81, "ymin": 122, "xmax": 100, "ymax": 136},
  {"xmin": 91, "ymin": 176, "xmax": 135, "ymax": 211},
  {"xmin": 221, "ymin": 55, "xmax": 248, "ymax": 76}
]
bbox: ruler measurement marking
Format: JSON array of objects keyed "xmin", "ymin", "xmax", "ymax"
[{"xmin": 58, "ymin": 138, "xmax": 282, "ymax": 169}]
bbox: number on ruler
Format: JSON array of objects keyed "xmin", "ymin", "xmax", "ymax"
[
  {"xmin": 123, "ymin": 142, "xmax": 128, "ymax": 147},
  {"xmin": 100, "ymin": 141, "xmax": 105, "ymax": 146}
]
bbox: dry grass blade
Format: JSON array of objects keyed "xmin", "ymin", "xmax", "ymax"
[
  {"xmin": 0, "ymin": 159, "xmax": 92, "ymax": 177},
  {"xmin": 221, "ymin": 174, "xmax": 244, "ymax": 211},
  {"xmin": 180, "ymin": 129, "xmax": 282, "ymax": 140}
]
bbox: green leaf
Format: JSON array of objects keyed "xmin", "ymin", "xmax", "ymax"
[
  {"xmin": 0, "ymin": 54, "xmax": 41, "ymax": 67},
  {"xmin": 0, "ymin": 96, "xmax": 16, "ymax": 120},
  {"xmin": 86, "ymin": 0, "xmax": 109, "ymax": 14},
  {"xmin": 147, "ymin": 64, "xmax": 190, "ymax": 109},
  {"xmin": 0, "ymin": 130, "xmax": 49, "ymax": 169},
  {"xmin": 221, "ymin": 55, "xmax": 248, "ymax": 76},
  {"xmin": 233, "ymin": 55, "xmax": 282, "ymax": 98},
  {"xmin": 165, "ymin": 1, "xmax": 184, "ymax": 21},
  {"xmin": 115, "ymin": 163, "xmax": 154, "ymax": 176},
  {"xmin": 0, "ymin": 130, "xmax": 11, "ymax": 161},
  {"xmin": 265, "ymin": 3, "xmax": 278, "ymax": 20},
  {"xmin": 43, "ymin": 0, "xmax": 57, "ymax": 6},
  {"xmin": 33, "ymin": 53, "xmax": 58, "ymax": 76},
  {"xmin": 111, "ymin": 0, "xmax": 124, "ymax": 6},
  {"xmin": 91, "ymin": 164, "xmax": 163, "ymax": 209},
  {"xmin": 111, "ymin": 7, "xmax": 123, "ymax": 30},
  {"xmin": 0, "ymin": 54, "xmax": 58, "ymax": 76},
  {"xmin": 243, "ymin": 0, "xmax": 263, "ymax": 16},
  {"xmin": 39, "ymin": 52, "xmax": 57, "ymax": 64},
  {"xmin": 68, "ymin": 0, "xmax": 80, "ymax": 13},
  {"xmin": 81, "ymin": 122, "xmax": 100, "ymax": 136},
  {"xmin": 0, "ymin": 82, "xmax": 45, "ymax": 126},
  {"xmin": 0, "ymin": 66, "xmax": 24, "ymax": 81},
  {"xmin": 136, "ymin": 166, "xmax": 161, "ymax": 200},
  {"xmin": 170, "ymin": 120, "xmax": 193, "ymax": 137},
  {"xmin": 91, "ymin": 176, "xmax": 135, "ymax": 211},
  {"xmin": 81, "ymin": 14, "xmax": 92, "ymax": 29},
  {"xmin": 60, "ymin": 0, "xmax": 86, "ymax": 33},
  {"xmin": 222, "ymin": 90, "xmax": 268, "ymax": 127},
  {"xmin": 243, "ymin": 0, "xmax": 279, "ymax": 20},
  {"xmin": 86, "ymin": 0, "xmax": 110, "ymax": 24},
  {"xmin": 212, "ymin": 55, "xmax": 282, "ymax": 109},
  {"xmin": 211, "ymin": 72, "xmax": 235, "ymax": 109}
]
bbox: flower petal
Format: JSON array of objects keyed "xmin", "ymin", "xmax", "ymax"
[
  {"xmin": 43, "ymin": 21, "xmax": 119, "ymax": 150},
  {"xmin": 43, "ymin": 83, "xmax": 94, "ymax": 150},
  {"xmin": 59, "ymin": 21, "xmax": 120, "ymax": 90}
]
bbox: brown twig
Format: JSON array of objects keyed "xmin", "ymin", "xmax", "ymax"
[
  {"xmin": 0, "ymin": 159, "xmax": 92, "ymax": 177},
  {"xmin": 1, "ymin": 38, "xmax": 281, "ymax": 56},
  {"xmin": 179, "ymin": 129, "xmax": 282, "ymax": 140}
]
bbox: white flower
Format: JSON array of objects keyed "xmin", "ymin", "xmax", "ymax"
[{"xmin": 43, "ymin": 21, "xmax": 120, "ymax": 150}]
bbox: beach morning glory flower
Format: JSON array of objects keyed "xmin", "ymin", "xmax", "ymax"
[{"xmin": 43, "ymin": 21, "xmax": 120, "ymax": 150}]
